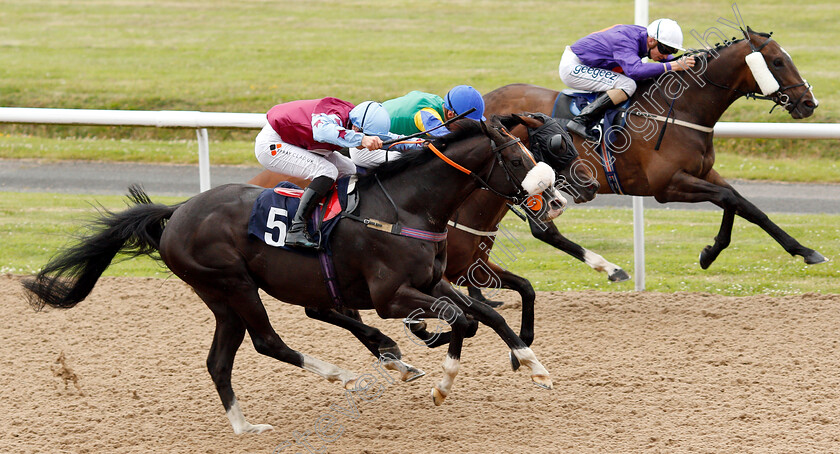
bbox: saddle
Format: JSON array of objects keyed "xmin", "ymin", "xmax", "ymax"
[
  {"xmin": 551, "ymin": 89, "xmax": 630, "ymax": 148},
  {"xmin": 247, "ymin": 177, "xmax": 358, "ymax": 253},
  {"xmin": 552, "ymin": 89, "xmax": 632, "ymax": 194}
]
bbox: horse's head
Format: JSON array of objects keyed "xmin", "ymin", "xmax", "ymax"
[
  {"xmin": 456, "ymin": 116, "xmax": 566, "ymax": 220},
  {"xmin": 739, "ymin": 27, "xmax": 818, "ymax": 119},
  {"xmin": 500, "ymin": 113, "xmax": 599, "ymax": 204},
  {"xmin": 474, "ymin": 115, "xmax": 566, "ymax": 220}
]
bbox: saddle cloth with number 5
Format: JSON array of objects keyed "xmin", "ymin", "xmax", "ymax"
[{"xmin": 247, "ymin": 177, "xmax": 351, "ymax": 253}]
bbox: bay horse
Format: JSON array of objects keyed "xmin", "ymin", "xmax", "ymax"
[
  {"xmin": 484, "ymin": 28, "xmax": 827, "ymax": 268},
  {"xmin": 23, "ymin": 117, "xmax": 557, "ymax": 434}
]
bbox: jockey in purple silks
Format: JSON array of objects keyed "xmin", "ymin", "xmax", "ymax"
[{"xmin": 559, "ymin": 18, "xmax": 697, "ymax": 141}]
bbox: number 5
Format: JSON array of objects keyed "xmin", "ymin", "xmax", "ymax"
[{"xmin": 265, "ymin": 207, "xmax": 288, "ymax": 246}]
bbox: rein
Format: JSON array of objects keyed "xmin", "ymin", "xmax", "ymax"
[
  {"xmin": 428, "ymin": 133, "xmax": 532, "ymax": 204},
  {"xmin": 343, "ymin": 121, "xmax": 539, "ymax": 242},
  {"xmin": 702, "ymin": 31, "xmax": 810, "ymax": 114}
]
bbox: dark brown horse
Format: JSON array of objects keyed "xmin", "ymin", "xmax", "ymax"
[
  {"xmin": 483, "ymin": 28, "xmax": 826, "ymax": 268},
  {"xmin": 250, "ymin": 119, "xmax": 627, "ymax": 287},
  {"xmin": 23, "ymin": 117, "xmax": 557, "ymax": 434},
  {"xmin": 248, "ymin": 114, "xmax": 606, "ymax": 351}
]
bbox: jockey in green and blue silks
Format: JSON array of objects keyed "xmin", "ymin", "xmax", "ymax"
[
  {"xmin": 383, "ymin": 85, "xmax": 486, "ymax": 137},
  {"xmin": 349, "ymin": 85, "xmax": 487, "ymax": 169}
]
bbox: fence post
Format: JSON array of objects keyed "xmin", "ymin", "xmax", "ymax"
[
  {"xmin": 196, "ymin": 128, "xmax": 210, "ymax": 192},
  {"xmin": 634, "ymin": 0, "xmax": 648, "ymax": 291}
]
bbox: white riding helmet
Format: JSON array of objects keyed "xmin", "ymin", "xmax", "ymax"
[
  {"xmin": 349, "ymin": 101, "xmax": 392, "ymax": 139},
  {"xmin": 647, "ymin": 18, "xmax": 685, "ymax": 51}
]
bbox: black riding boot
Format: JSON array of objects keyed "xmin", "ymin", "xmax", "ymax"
[
  {"xmin": 566, "ymin": 92, "xmax": 616, "ymax": 141},
  {"xmin": 284, "ymin": 176, "xmax": 335, "ymax": 249}
]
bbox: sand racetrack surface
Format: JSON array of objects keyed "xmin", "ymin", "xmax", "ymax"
[{"xmin": 2, "ymin": 274, "xmax": 840, "ymax": 453}]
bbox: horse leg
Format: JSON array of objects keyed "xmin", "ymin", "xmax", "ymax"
[
  {"xmin": 658, "ymin": 170, "xmax": 828, "ymax": 267},
  {"xmin": 466, "ymin": 286, "xmax": 504, "ymax": 308},
  {"xmin": 304, "ymin": 307, "xmax": 426, "ymax": 382},
  {"xmin": 202, "ymin": 301, "xmax": 272, "ymax": 434},
  {"xmin": 528, "ymin": 217, "xmax": 630, "ymax": 282},
  {"xmin": 699, "ymin": 207, "xmax": 736, "ymax": 269},
  {"xmin": 375, "ymin": 285, "xmax": 471, "ymax": 406},
  {"xmin": 432, "ymin": 281, "xmax": 553, "ymax": 390},
  {"xmin": 463, "ymin": 260, "xmax": 536, "ymax": 346},
  {"xmin": 206, "ymin": 285, "xmax": 358, "ymax": 392}
]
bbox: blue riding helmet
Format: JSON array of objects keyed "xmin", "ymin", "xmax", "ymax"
[
  {"xmin": 349, "ymin": 101, "xmax": 392, "ymax": 139},
  {"xmin": 443, "ymin": 85, "xmax": 487, "ymax": 121}
]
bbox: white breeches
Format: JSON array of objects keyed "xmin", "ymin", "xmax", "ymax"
[
  {"xmin": 558, "ymin": 46, "xmax": 637, "ymax": 96},
  {"xmin": 254, "ymin": 124, "xmax": 356, "ymax": 180}
]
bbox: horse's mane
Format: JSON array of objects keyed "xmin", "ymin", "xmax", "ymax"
[
  {"xmin": 685, "ymin": 28, "xmax": 772, "ymax": 58},
  {"xmin": 634, "ymin": 28, "xmax": 772, "ymax": 94},
  {"xmin": 356, "ymin": 119, "xmax": 486, "ymax": 189}
]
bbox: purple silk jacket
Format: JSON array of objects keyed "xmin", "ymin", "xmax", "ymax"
[{"xmin": 569, "ymin": 24, "xmax": 670, "ymax": 81}]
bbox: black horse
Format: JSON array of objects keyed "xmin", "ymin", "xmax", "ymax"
[{"xmin": 23, "ymin": 116, "xmax": 557, "ymax": 434}]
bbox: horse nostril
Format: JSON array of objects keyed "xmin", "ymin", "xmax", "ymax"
[{"xmin": 804, "ymin": 100, "xmax": 816, "ymax": 109}]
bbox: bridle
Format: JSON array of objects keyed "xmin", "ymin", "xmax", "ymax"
[
  {"xmin": 427, "ymin": 125, "xmax": 538, "ymax": 205},
  {"xmin": 702, "ymin": 30, "xmax": 811, "ymax": 114}
]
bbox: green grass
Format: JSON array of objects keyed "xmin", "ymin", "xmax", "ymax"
[
  {"xmin": 3, "ymin": 192, "xmax": 837, "ymax": 295},
  {"xmin": 1, "ymin": 0, "xmax": 837, "ymax": 180},
  {"xmin": 498, "ymin": 206, "xmax": 840, "ymax": 296},
  {"xmin": 0, "ymin": 193, "xmax": 183, "ymax": 277},
  {"xmin": 1, "ymin": 134, "xmax": 839, "ymax": 183},
  {"xmin": 0, "ymin": 0, "xmax": 838, "ymax": 154},
  {"xmin": 1, "ymin": 1, "xmax": 838, "ymax": 295}
]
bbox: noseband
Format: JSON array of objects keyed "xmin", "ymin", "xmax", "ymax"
[
  {"xmin": 428, "ymin": 126, "xmax": 537, "ymax": 204},
  {"xmin": 702, "ymin": 30, "xmax": 810, "ymax": 113}
]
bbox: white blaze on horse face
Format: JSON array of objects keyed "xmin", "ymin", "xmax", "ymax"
[
  {"xmin": 226, "ymin": 398, "xmax": 274, "ymax": 434},
  {"xmin": 780, "ymin": 47, "xmax": 818, "ymax": 107},
  {"xmin": 521, "ymin": 162, "xmax": 556, "ymax": 196}
]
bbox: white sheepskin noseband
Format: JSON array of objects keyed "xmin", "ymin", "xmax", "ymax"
[
  {"xmin": 745, "ymin": 51, "xmax": 780, "ymax": 95},
  {"xmin": 521, "ymin": 162, "xmax": 556, "ymax": 196}
]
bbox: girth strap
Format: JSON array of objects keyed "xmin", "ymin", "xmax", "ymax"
[
  {"xmin": 447, "ymin": 220, "xmax": 498, "ymax": 237},
  {"xmin": 626, "ymin": 110, "xmax": 714, "ymax": 133},
  {"xmin": 342, "ymin": 212, "xmax": 447, "ymax": 242},
  {"xmin": 314, "ymin": 204, "xmax": 345, "ymax": 310}
]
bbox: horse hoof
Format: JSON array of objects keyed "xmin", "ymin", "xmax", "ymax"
[
  {"xmin": 699, "ymin": 246, "xmax": 715, "ymax": 270},
  {"xmin": 804, "ymin": 251, "xmax": 829, "ymax": 265},
  {"xmin": 248, "ymin": 423, "xmax": 274, "ymax": 434},
  {"xmin": 344, "ymin": 377, "xmax": 359, "ymax": 390},
  {"xmin": 403, "ymin": 367, "xmax": 426, "ymax": 383},
  {"xmin": 608, "ymin": 269, "xmax": 631, "ymax": 282},
  {"xmin": 431, "ymin": 387, "xmax": 447, "ymax": 406},
  {"xmin": 531, "ymin": 374, "xmax": 553, "ymax": 390},
  {"xmin": 509, "ymin": 351, "xmax": 521, "ymax": 371}
]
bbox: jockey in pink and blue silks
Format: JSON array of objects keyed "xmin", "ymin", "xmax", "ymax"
[
  {"xmin": 559, "ymin": 18, "xmax": 696, "ymax": 141},
  {"xmin": 255, "ymin": 97, "xmax": 402, "ymax": 249}
]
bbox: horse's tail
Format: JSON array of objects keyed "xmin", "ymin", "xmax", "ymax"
[{"xmin": 23, "ymin": 185, "xmax": 181, "ymax": 311}]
